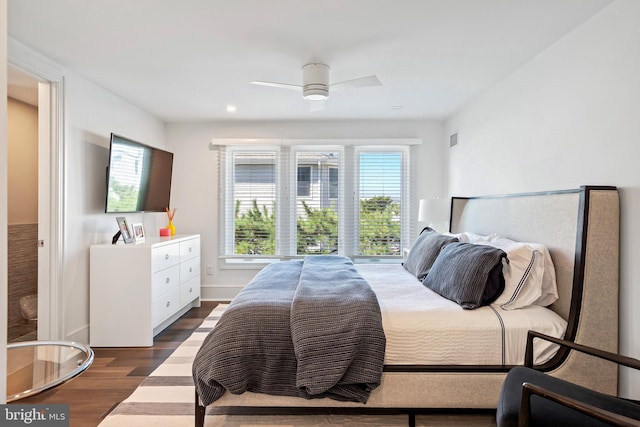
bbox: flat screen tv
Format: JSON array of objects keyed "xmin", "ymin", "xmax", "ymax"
[{"xmin": 105, "ymin": 133, "xmax": 173, "ymax": 213}]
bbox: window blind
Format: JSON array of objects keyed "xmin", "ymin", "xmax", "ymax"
[
  {"xmin": 218, "ymin": 143, "xmax": 411, "ymax": 261},
  {"xmin": 294, "ymin": 151, "xmax": 340, "ymax": 255},
  {"xmin": 357, "ymin": 150, "xmax": 404, "ymax": 256},
  {"xmin": 220, "ymin": 148, "xmax": 278, "ymax": 256}
]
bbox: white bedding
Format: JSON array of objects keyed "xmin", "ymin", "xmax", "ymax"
[{"xmin": 355, "ymin": 264, "xmax": 567, "ymax": 366}]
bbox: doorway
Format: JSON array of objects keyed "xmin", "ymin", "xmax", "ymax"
[
  {"xmin": 6, "ymin": 64, "xmax": 58, "ymax": 342},
  {"xmin": 7, "ymin": 66, "xmax": 40, "ymax": 341}
]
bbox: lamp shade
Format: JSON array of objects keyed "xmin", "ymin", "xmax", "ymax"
[
  {"xmin": 418, "ymin": 198, "xmax": 449, "ymax": 223},
  {"xmin": 418, "ymin": 199, "xmax": 429, "ymax": 222}
]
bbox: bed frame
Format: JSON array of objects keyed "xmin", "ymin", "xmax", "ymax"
[{"xmin": 195, "ymin": 185, "xmax": 619, "ymax": 425}]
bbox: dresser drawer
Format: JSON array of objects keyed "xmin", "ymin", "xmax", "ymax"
[
  {"xmin": 152, "ymin": 288, "xmax": 180, "ymax": 328},
  {"xmin": 180, "ymin": 238, "xmax": 200, "ymax": 261},
  {"xmin": 152, "ymin": 265, "xmax": 180, "ymax": 299},
  {"xmin": 151, "ymin": 243, "xmax": 180, "ymax": 272},
  {"xmin": 180, "ymin": 276, "xmax": 200, "ymax": 305},
  {"xmin": 180, "ymin": 257, "xmax": 200, "ymax": 284}
]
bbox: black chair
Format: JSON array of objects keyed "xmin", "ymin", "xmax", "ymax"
[{"xmin": 497, "ymin": 330, "xmax": 640, "ymax": 427}]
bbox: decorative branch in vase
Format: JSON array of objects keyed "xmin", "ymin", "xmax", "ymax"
[{"xmin": 165, "ymin": 207, "xmax": 177, "ymax": 236}]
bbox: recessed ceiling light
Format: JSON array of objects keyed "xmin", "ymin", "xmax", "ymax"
[
  {"xmin": 226, "ymin": 105, "xmax": 237, "ymax": 113},
  {"xmin": 391, "ymin": 105, "xmax": 403, "ymax": 110}
]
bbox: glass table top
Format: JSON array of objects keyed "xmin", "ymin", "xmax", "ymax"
[{"xmin": 6, "ymin": 340, "xmax": 94, "ymax": 402}]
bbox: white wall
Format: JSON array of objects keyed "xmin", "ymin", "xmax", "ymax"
[
  {"xmin": 166, "ymin": 120, "xmax": 444, "ymax": 299},
  {"xmin": 62, "ymin": 69, "xmax": 167, "ymax": 341},
  {"xmin": 7, "ymin": 97, "xmax": 38, "ymax": 224},
  {"xmin": 445, "ymin": 0, "xmax": 640, "ymax": 398}
]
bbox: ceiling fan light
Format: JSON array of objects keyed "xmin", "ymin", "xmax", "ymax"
[
  {"xmin": 302, "ymin": 64, "xmax": 330, "ymax": 101},
  {"xmin": 304, "ymin": 91, "xmax": 328, "ymax": 101},
  {"xmin": 303, "ymin": 84, "xmax": 328, "ymax": 101}
]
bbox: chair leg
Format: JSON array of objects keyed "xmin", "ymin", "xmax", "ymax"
[
  {"xmin": 519, "ymin": 383, "xmax": 534, "ymax": 427},
  {"xmin": 408, "ymin": 412, "xmax": 416, "ymax": 427},
  {"xmin": 195, "ymin": 389, "xmax": 206, "ymax": 427}
]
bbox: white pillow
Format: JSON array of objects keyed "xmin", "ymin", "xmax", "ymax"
[
  {"xmin": 481, "ymin": 236, "xmax": 558, "ymax": 309},
  {"xmin": 479, "ymin": 238, "xmax": 541, "ymax": 309},
  {"xmin": 518, "ymin": 241, "xmax": 558, "ymax": 307},
  {"xmin": 444, "ymin": 231, "xmax": 496, "ymax": 244}
]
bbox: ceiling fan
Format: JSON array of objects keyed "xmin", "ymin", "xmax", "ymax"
[{"xmin": 250, "ymin": 63, "xmax": 382, "ymax": 111}]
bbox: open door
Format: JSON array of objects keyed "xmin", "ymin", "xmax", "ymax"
[
  {"xmin": 37, "ymin": 81, "xmax": 50, "ymax": 340},
  {"xmin": 36, "ymin": 78, "xmax": 62, "ymax": 341}
]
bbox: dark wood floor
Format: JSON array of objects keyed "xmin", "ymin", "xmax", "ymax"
[{"xmin": 17, "ymin": 301, "xmax": 219, "ymax": 427}]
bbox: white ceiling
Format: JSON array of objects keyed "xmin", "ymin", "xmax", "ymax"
[{"xmin": 7, "ymin": 0, "xmax": 612, "ymax": 122}]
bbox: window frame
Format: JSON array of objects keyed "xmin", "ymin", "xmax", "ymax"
[
  {"xmin": 218, "ymin": 140, "xmax": 414, "ymax": 268},
  {"xmin": 352, "ymin": 146, "xmax": 411, "ymax": 260},
  {"xmin": 289, "ymin": 146, "xmax": 344, "ymax": 256},
  {"xmin": 220, "ymin": 146, "xmax": 281, "ymax": 258}
]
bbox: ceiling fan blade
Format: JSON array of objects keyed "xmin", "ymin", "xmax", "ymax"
[
  {"xmin": 330, "ymin": 75, "xmax": 382, "ymax": 90},
  {"xmin": 309, "ymin": 100, "xmax": 326, "ymax": 113},
  {"xmin": 250, "ymin": 80, "xmax": 302, "ymax": 91}
]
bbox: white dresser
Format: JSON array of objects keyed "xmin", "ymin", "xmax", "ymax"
[{"xmin": 90, "ymin": 234, "xmax": 201, "ymax": 347}]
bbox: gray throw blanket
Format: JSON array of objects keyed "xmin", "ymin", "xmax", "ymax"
[{"xmin": 192, "ymin": 256, "xmax": 386, "ymax": 407}]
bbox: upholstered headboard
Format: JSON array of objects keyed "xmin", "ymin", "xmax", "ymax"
[
  {"xmin": 450, "ymin": 186, "xmax": 619, "ymax": 392},
  {"xmin": 451, "ymin": 190, "xmax": 578, "ymax": 320}
]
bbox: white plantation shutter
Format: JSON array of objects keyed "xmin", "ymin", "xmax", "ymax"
[{"xmin": 217, "ymin": 141, "xmax": 412, "ymax": 261}]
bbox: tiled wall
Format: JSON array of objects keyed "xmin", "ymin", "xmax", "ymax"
[{"xmin": 8, "ymin": 223, "xmax": 38, "ymax": 340}]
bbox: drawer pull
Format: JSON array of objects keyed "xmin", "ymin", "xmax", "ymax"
[
  {"xmin": 165, "ymin": 277, "xmax": 170, "ymax": 284},
  {"xmin": 165, "ymin": 254, "xmax": 170, "ymax": 260},
  {"xmin": 189, "ymin": 267, "xmax": 193, "ymax": 273},
  {"xmin": 189, "ymin": 287, "xmax": 193, "ymax": 293},
  {"xmin": 189, "ymin": 247, "xmax": 192, "ymax": 252},
  {"xmin": 166, "ymin": 301, "xmax": 171, "ymax": 308}
]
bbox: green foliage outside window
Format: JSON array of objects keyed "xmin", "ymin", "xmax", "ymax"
[
  {"xmin": 296, "ymin": 201, "xmax": 338, "ymax": 254},
  {"xmin": 359, "ymin": 196, "xmax": 401, "ymax": 256},
  {"xmin": 234, "ymin": 200, "xmax": 275, "ymax": 255},
  {"xmin": 234, "ymin": 196, "xmax": 400, "ymax": 256}
]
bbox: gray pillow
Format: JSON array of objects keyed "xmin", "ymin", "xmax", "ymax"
[
  {"xmin": 423, "ymin": 242, "xmax": 507, "ymax": 310},
  {"xmin": 403, "ymin": 227, "xmax": 458, "ymax": 280}
]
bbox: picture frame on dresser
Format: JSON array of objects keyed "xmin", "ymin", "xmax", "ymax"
[
  {"xmin": 132, "ymin": 223, "xmax": 145, "ymax": 244},
  {"xmin": 115, "ymin": 216, "xmax": 133, "ymax": 244}
]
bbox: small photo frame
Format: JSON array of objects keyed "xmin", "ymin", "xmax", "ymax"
[
  {"xmin": 115, "ymin": 216, "xmax": 134, "ymax": 244},
  {"xmin": 132, "ymin": 223, "xmax": 145, "ymax": 244}
]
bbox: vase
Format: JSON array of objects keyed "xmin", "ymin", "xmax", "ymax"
[{"xmin": 167, "ymin": 220, "xmax": 176, "ymax": 236}]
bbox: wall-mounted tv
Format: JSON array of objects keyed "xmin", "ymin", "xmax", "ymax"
[{"xmin": 105, "ymin": 133, "xmax": 173, "ymax": 213}]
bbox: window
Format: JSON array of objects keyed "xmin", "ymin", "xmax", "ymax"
[
  {"xmin": 358, "ymin": 151, "xmax": 402, "ymax": 256},
  {"xmin": 219, "ymin": 142, "xmax": 411, "ymax": 262},
  {"xmin": 329, "ymin": 167, "xmax": 338, "ymax": 199},
  {"xmin": 224, "ymin": 150, "xmax": 277, "ymax": 256},
  {"xmin": 295, "ymin": 151, "xmax": 339, "ymax": 255},
  {"xmin": 296, "ymin": 166, "xmax": 311, "ymax": 197}
]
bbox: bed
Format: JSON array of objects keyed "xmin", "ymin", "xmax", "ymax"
[{"xmin": 193, "ymin": 186, "xmax": 619, "ymax": 424}]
